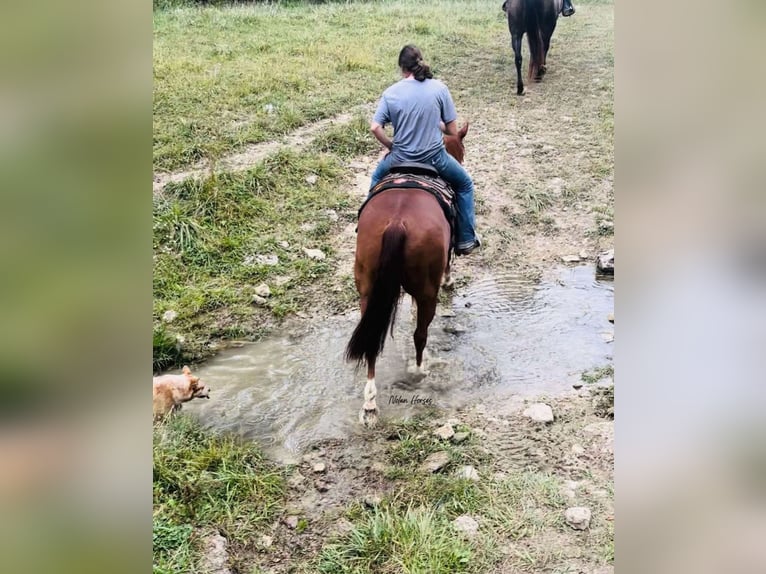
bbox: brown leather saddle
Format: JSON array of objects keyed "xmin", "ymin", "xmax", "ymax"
[{"xmin": 358, "ymin": 162, "xmax": 457, "ymax": 249}]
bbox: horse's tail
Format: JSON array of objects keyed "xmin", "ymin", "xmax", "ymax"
[
  {"xmin": 525, "ymin": 0, "xmax": 544, "ymax": 80},
  {"xmin": 345, "ymin": 222, "xmax": 406, "ymax": 367}
]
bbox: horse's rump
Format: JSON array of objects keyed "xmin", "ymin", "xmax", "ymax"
[{"xmin": 360, "ymin": 172, "xmax": 457, "ymax": 250}]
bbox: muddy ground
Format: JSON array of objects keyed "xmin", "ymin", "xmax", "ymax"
[{"xmin": 156, "ymin": 4, "xmax": 614, "ymax": 572}]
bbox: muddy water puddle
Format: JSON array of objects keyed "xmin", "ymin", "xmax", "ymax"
[{"xmin": 184, "ymin": 265, "xmax": 613, "ymax": 462}]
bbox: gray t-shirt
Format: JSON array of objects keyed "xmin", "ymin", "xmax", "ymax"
[{"xmin": 373, "ymin": 77, "xmax": 457, "ymax": 163}]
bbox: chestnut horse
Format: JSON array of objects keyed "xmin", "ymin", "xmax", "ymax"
[
  {"xmin": 346, "ymin": 124, "xmax": 469, "ymax": 427},
  {"xmin": 504, "ymin": 0, "xmax": 563, "ymax": 95}
]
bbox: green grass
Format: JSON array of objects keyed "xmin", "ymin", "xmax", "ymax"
[
  {"xmin": 153, "ymin": 415, "xmax": 285, "ymax": 573},
  {"xmin": 580, "ymin": 364, "xmax": 614, "ymax": 384},
  {"xmin": 317, "ymin": 505, "xmax": 476, "ymax": 574},
  {"xmin": 153, "ymin": 148, "xmax": 353, "ymax": 366},
  {"xmin": 153, "ymin": 0, "xmax": 501, "ymax": 171},
  {"xmin": 310, "ymin": 416, "xmax": 585, "ymax": 573}
]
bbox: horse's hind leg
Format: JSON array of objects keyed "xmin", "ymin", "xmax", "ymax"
[
  {"xmin": 511, "ymin": 32, "xmax": 525, "ymax": 95},
  {"xmin": 359, "ymin": 357, "xmax": 378, "ymax": 428},
  {"xmin": 413, "ymin": 295, "xmax": 437, "ymax": 372},
  {"xmin": 540, "ymin": 18, "xmax": 558, "ymax": 76},
  {"xmin": 442, "ymin": 261, "xmax": 455, "ymax": 290}
]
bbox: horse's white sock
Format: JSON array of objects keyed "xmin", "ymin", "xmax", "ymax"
[{"xmin": 363, "ymin": 377, "xmax": 377, "ymax": 411}]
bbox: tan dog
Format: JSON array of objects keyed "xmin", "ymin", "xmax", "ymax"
[{"xmin": 153, "ymin": 365, "xmax": 210, "ymax": 421}]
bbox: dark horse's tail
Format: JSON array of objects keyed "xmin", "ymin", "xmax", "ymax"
[
  {"xmin": 525, "ymin": 0, "xmax": 544, "ymax": 80},
  {"xmin": 345, "ymin": 222, "xmax": 406, "ymax": 367}
]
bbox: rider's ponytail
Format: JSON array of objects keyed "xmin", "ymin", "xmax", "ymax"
[{"xmin": 398, "ymin": 45, "xmax": 434, "ymax": 81}]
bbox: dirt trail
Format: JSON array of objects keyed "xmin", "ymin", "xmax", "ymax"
[{"xmin": 153, "ymin": 108, "xmax": 372, "ymax": 195}]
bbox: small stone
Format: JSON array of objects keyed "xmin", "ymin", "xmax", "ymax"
[
  {"xmin": 305, "ymin": 174, "xmax": 318, "ymax": 185},
  {"xmin": 284, "ymin": 516, "xmax": 299, "ymax": 529},
  {"xmin": 278, "ymin": 241, "xmax": 290, "ymax": 249},
  {"xmin": 452, "ymin": 515, "xmax": 479, "ymax": 539},
  {"xmin": 313, "ymin": 462, "xmax": 327, "ymax": 473},
  {"xmin": 579, "ymin": 249, "xmax": 590, "ymax": 260},
  {"xmin": 420, "ymin": 451, "xmax": 450, "ymax": 473},
  {"xmin": 600, "ymin": 332, "xmax": 614, "ymax": 343},
  {"xmin": 456, "ymin": 465, "xmax": 479, "ymax": 481},
  {"xmin": 561, "ymin": 255, "xmax": 581, "ymax": 263},
  {"xmin": 314, "ymin": 480, "xmax": 329, "ymax": 492},
  {"xmin": 452, "ymin": 431, "xmax": 470, "ymax": 444},
  {"xmin": 565, "ymin": 506, "xmax": 592, "ymax": 530},
  {"xmin": 259, "ymin": 534, "xmax": 273, "ymax": 549},
  {"xmin": 434, "ymin": 423, "xmax": 455, "ymax": 440},
  {"xmin": 363, "ymin": 494, "xmax": 381, "ymax": 508},
  {"xmin": 255, "ymin": 254, "xmax": 279, "ymax": 266},
  {"xmin": 596, "ymin": 249, "xmax": 614, "ymax": 275},
  {"xmin": 162, "ymin": 310, "xmax": 177, "ymax": 323},
  {"xmin": 464, "ymin": 301, "xmax": 472, "ymax": 308},
  {"xmin": 571, "ymin": 444, "xmax": 585, "ymax": 454},
  {"xmin": 443, "ymin": 324, "xmax": 467, "ymax": 335},
  {"xmin": 370, "ymin": 461, "xmax": 387, "ymax": 473},
  {"xmin": 263, "ymin": 103, "xmax": 275, "ymax": 114},
  {"xmin": 255, "ymin": 283, "xmax": 271, "ymax": 298},
  {"xmin": 199, "ymin": 533, "xmax": 231, "ymax": 574},
  {"xmin": 323, "ymin": 209, "xmax": 338, "ymax": 221},
  {"xmin": 523, "ymin": 403, "xmax": 554, "ymax": 423},
  {"xmin": 303, "ymin": 248, "xmax": 326, "ymax": 260},
  {"xmin": 607, "ymin": 313, "xmax": 615, "ymax": 323},
  {"xmin": 273, "ymin": 275, "xmax": 291, "ymax": 287},
  {"xmin": 252, "ymin": 294, "xmax": 268, "ymax": 305},
  {"xmin": 572, "ymin": 382, "xmax": 584, "ymax": 390},
  {"xmin": 439, "ymin": 309, "xmax": 456, "ymax": 317}
]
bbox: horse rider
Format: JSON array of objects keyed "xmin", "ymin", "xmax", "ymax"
[
  {"xmin": 501, "ymin": 0, "xmax": 575, "ymax": 17},
  {"xmin": 369, "ymin": 44, "xmax": 481, "ymax": 256}
]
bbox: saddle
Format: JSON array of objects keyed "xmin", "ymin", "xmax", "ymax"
[{"xmin": 358, "ymin": 163, "xmax": 457, "ymax": 251}]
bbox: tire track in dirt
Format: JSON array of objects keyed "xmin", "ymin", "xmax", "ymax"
[{"xmin": 152, "ymin": 106, "xmax": 373, "ymax": 195}]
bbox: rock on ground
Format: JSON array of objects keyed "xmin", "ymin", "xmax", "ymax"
[
  {"xmin": 565, "ymin": 506, "xmax": 592, "ymax": 530},
  {"xmin": 456, "ymin": 465, "xmax": 479, "ymax": 481},
  {"xmin": 199, "ymin": 533, "xmax": 231, "ymax": 574},
  {"xmin": 523, "ymin": 403, "xmax": 554, "ymax": 423},
  {"xmin": 434, "ymin": 423, "xmax": 455, "ymax": 440},
  {"xmin": 452, "ymin": 515, "xmax": 480, "ymax": 539},
  {"xmin": 255, "ymin": 283, "xmax": 271, "ymax": 298},
  {"xmin": 452, "ymin": 431, "xmax": 470, "ymax": 443},
  {"xmin": 419, "ymin": 451, "xmax": 450, "ymax": 473},
  {"xmin": 597, "ymin": 249, "xmax": 614, "ymax": 275},
  {"xmin": 303, "ymin": 248, "xmax": 326, "ymax": 260}
]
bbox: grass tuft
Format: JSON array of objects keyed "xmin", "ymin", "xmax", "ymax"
[
  {"xmin": 153, "ymin": 415, "xmax": 285, "ymax": 572},
  {"xmin": 318, "ymin": 505, "xmax": 475, "ymax": 574}
]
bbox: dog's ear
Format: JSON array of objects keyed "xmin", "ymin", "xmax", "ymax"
[
  {"xmin": 188, "ymin": 377, "xmax": 199, "ymax": 389},
  {"xmin": 182, "ymin": 366, "xmax": 192, "ymax": 375}
]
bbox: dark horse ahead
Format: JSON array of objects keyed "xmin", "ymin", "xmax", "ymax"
[
  {"xmin": 346, "ymin": 125, "xmax": 469, "ymax": 427},
  {"xmin": 504, "ymin": 0, "xmax": 563, "ymax": 95}
]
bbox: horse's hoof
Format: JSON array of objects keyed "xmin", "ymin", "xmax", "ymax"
[
  {"xmin": 406, "ymin": 361, "xmax": 429, "ymax": 379},
  {"xmin": 442, "ymin": 276, "xmax": 455, "ymax": 290},
  {"xmin": 517, "ymin": 86, "xmax": 526, "ymax": 96},
  {"xmin": 359, "ymin": 407, "xmax": 379, "ymax": 428}
]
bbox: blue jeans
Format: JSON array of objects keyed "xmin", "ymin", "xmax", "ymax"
[{"xmin": 369, "ymin": 149, "xmax": 478, "ymax": 248}]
